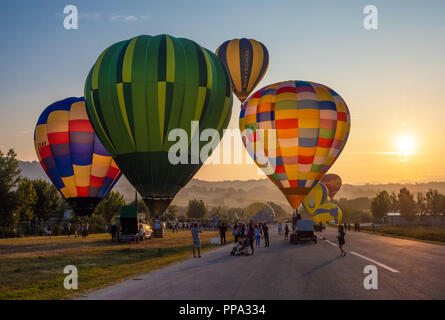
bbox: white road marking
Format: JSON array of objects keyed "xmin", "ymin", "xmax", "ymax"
[
  {"xmin": 350, "ymin": 251, "xmax": 400, "ymax": 273},
  {"xmin": 315, "ymin": 233, "xmax": 400, "ymax": 273}
]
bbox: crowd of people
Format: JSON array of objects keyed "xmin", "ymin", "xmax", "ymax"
[{"xmin": 43, "ymin": 221, "xmax": 90, "ymax": 239}]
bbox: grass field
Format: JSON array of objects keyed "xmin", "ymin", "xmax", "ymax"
[
  {"xmin": 0, "ymin": 230, "xmax": 232, "ymax": 300},
  {"xmin": 360, "ymin": 226, "xmax": 445, "ymax": 244}
]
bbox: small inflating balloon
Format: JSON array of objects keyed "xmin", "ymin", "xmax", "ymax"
[{"xmin": 321, "ymin": 173, "xmax": 342, "ymax": 201}]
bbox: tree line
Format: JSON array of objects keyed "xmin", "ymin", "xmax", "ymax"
[
  {"xmin": 1, "ymin": 148, "xmax": 287, "ymax": 238},
  {"xmin": 370, "ymin": 187, "xmax": 445, "ymax": 221},
  {"xmin": 0, "ymin": 149, "xmax": 127, "ymax": 237}
]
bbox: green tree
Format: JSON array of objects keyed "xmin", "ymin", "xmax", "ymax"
[
  {"xmin": 0, "ymin": 149, "xmax": 21, "ymax": 229},
  {"xmin": 389, "ymin": 192, "xmax": 399, "ymax": 212},
  {"xmin": 425, "ymin": 189, "xmax": 444, "ymax": 215},
  {"xmin": 370, "ymin": 191, "xmax": 391, "ymax": 220},
  {"xmin": 15, "ymin": 178, "xmax": 37, "ymax": 223},
  {"xmin": 32, "ymin": 179, "xmax": 62, "ymax": 225},
  {"xmin": 416, "ymin": 192, "xmax": 427, "ymax": 215},
  {"xmin": 186, "ymin": 199, "xmax": 207, "ymax": 220},
  {"xmin": 398, "ymin": 188, "xmax": 416, "ymax": 219},
  {"xmin": 94, "ymin": 191, "xmax": 126, "ymax": 223}
]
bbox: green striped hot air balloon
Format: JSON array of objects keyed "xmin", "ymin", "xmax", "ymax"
[{"xmin": 84, "ymin": 34, "xmax": 233, "ymax": 216}]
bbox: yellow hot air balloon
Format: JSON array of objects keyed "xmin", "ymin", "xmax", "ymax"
[
  {"xmin": 239, "ymin": 81, "xmax": 351, "ymax": 211},
  {"xmin": 216, "ymin": 38, "xmax": 269, "ymax": 103},
  {"xmin": 312, "ymin": 203, "xmax": 342, "ymax": 225},
  {"xmin": 302, "ymin": 182, "xmax": 328, "ymax": 216}
]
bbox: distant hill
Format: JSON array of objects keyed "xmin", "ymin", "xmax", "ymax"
[{"xmin": 18, "ymin": 161, "xmax": 445, "ymax": 211}]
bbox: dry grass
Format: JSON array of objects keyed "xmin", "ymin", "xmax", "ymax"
[
  {"xmin": 0, "ymin": 230, "xmax": 231, "ymax": 300},
  {"xmin": 360, "ymin": 226, "xmax": 445, "ymax": 244}
]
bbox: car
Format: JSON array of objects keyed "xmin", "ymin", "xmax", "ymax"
[{"xmin": 139, "ymin": 223, "xmax": 153, "ymax": 240}]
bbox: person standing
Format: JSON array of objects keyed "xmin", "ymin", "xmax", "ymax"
[
  {"xmin": 66, "ymin": 222, "xmax": 71, "ymax": 238},
  {"xmin": 233, "ymin": 225, "xmax": 239, "ymax": 243},
  {"xmin": 191, "ymin": 223, "xmax": 202, "ymax": 258},
  {"xmin": 337, "ymin": 225, "xmax": 346, "ymax": 256},
  {"xmin": 247, "ymin": 225, "xmax": 255, "ymax": 255},
  {"xmin": 219, "ymin": 223, "xmax": 227, "ymax": 245},
  {"xmin": 284, "ymin": 224, "xmax": 289, "ymax": 240},
  {"xmin": 254, "ymin": 224, "xmax": 261, "ymax": 247},
  {"xmin": 111, "ymin": 224, "xmax": 118, "ymax": 242},
  {"xmin": 263, "ymin": 223, "xmax": 270, "ymax": 247}
]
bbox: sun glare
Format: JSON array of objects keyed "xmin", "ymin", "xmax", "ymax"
[{"xmin": 396, "ymin": 135, "xmax": 416, "ymax": 155}]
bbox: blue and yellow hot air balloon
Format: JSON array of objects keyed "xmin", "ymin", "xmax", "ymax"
[
  {"xmin": 216, "ymin": 38, "xmax": 269, "ymax": 103},
  {"xmin": 312, "ymin": 203, "xmax": 342, "ymax": 225},
  {"xmin": 302, "ymin": 182, "xmax": 328, "ymax": 216},
  {"xmin": 34, "ymin": 97, "xmax": 121, "ymax": 216}
]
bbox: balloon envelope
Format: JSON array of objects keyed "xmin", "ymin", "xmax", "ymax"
[
  {"xmin": 34, "ymin": 97, "xmax": 121, "ymax": 216},
  {"xmin": 302, "ymin": 182, "xmax": 328, "ymax": 216},
  {"xmin": 239, "ymin": 80, "xmax": 351, "ymax": 209},
  {"xmin": 312, "ymin": 203, "xmax": 342, "ymax": 224},
  {"xmin": 84, "ymin": 34, "xmax": 233, "ymax": 216},
  {"xmin": 321, "ymin": 173, "xmax": 342, "ymax": 200},
  {"xmin": 216, "ymin": 38, "xmax": 269, "ymax": 103}
]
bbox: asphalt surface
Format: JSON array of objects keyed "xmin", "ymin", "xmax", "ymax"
[{"xmin": 80, "ymin": 227, "xmax": 445, "ymax": 300}]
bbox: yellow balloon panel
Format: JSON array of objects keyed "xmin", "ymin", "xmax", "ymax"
[{"xmin": 312, "ymin": 203, "xmax": 342, "ymax": 225}]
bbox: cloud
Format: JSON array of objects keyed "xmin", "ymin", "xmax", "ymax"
[
  {"xmin": 79, "ymin": 13, "xmax": 102, "ymax": 20},
  {"xmin": 110, "ymin": 14, "xmax": 150, "ymax": 23}
]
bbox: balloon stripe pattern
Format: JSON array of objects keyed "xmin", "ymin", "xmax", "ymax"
[
  {"xmin": 34, "ymin": 97, "xmax": 121, "ymax": 216},
  {"xmin": 239, "ymin": 81, "xmax": 351, "ymax": 209},
  {"xmin": 216, "ymin": 38, "xmax": 269, "ymax": 102},
  {"xmin": 84, "ymin": 35, "xmax": 233, "ymax": 216},
  {"xmin": 85, "ymin": 35, "xmax": 232, "ymax": 156}
]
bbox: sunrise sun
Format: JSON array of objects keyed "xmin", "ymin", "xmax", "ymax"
[{"xmin": 396, "ymin": 135, "xmax": 416, "ymax": 155}]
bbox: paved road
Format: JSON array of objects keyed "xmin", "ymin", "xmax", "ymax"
[{"xmin": 81, "ymin": 227, "xmax": 445, "ymax": 299}]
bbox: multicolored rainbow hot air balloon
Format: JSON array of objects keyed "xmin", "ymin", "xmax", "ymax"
[
  {"xmin": 321, "ymin": 173, "xmax": 342, "ymax": 201},
  {"xmin": 34, "ymin": 97, "xmax": 121, "ymax": 216},
  {"xmin": 84, "ymin": 35, "xmax": 233, "ymax": 217},
  {"xmin": 239, "ymin": 80, "xmax": 351, "ymax": 211},
  {"xmin": 302, "ymin": 182, "xmax": 328, "ymax": 216},
  {"xmin": 216, "ymin": 38, "xmax": 269, "ymax": 103}
]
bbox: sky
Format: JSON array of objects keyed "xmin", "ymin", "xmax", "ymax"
[{"xmin": 1, "ymin": 0, "xmax": 445, "ymax": 184}]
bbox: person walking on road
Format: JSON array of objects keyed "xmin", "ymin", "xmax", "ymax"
[
  {"xmin": 219, "ymin": 223, "xmax": 227, "ymax": 245},
  {"xmin": 278, "ymin": 223, "xmax": 283, "ymax": 235},
  {"xmin": 284, "ymin": 224, "xmax": 289, "ymax": 240},
  {"xmin": 233, "ymin": 225, "xmax": 239, "ymax": 243},
  {"xmin": 254, "ymin": 224, "xmax": 261, "ymax": 247},
  {"xmin": 337, "ymin": 225, "xmax": 346, "ymax": 256},
  {"xmin": 247, "ymin": 225, "xmax": 255, "ymax": 255},
  {"xmin": 191, "ymin": 223, "xmax": 202, "ymax": 258},
  {"xmin": 263, "ymin": 223, "xmax": 270, "ymax": 247}
]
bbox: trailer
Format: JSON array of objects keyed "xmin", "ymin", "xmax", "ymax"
[
  {"xmin": 117, "ymin": 205, "xmax": 141, "ymax": 243},
  {"xmin": 290, "ymin": 219, "xmax": 317, "ymax": 244}
]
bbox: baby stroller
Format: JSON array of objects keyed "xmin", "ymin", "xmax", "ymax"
[{"xmin": 230, "ymin": 238, "xmax": 250, "ymax": 256}]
